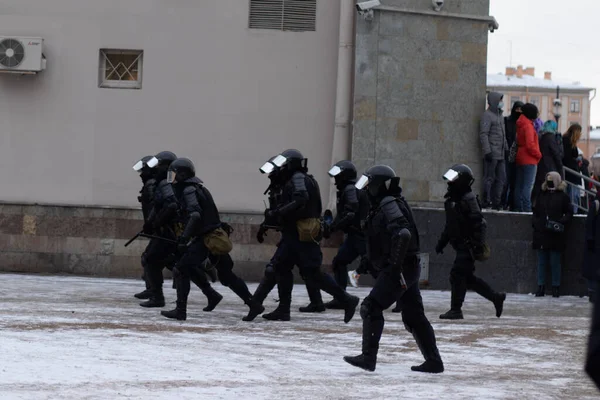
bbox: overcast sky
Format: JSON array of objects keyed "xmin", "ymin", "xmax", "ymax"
[{"xmin": 488, "ymin": 0, "xmax": 600, "ymax": 126}]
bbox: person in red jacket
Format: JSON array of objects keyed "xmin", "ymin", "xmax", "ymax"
[{"xmin": 514, "ymin": 103, "xmax": 542, "ymax": 212}]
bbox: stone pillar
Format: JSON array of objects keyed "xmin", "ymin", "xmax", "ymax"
[{"xmin": 351, "ymin": 0, "xmax": 491, "ymax": 205}]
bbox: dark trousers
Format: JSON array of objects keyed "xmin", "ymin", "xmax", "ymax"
[
  {"xmin": 504, "ymin": 162, "xmax": 517, "ymax": 210},
  {"xmin": 174, "ymin": 240, "xmax": 252, "ymax": 308},
  {"xmin": 143, "ymin": 237, "xmax": 177, "ymax": 298},
  {"xmin": 587, "ymin": 278, "xmax": 600, "ymax": 390},
  {"xmin": 331, "ymin": 233, "xmax": 367, "ymax": 290},
  {"xmin": 360, "ymin": 257, "xmax": 442, "ymax": 363},
  {"xmin": 270, "ymin": 231, "xmax": 349, "ymax": 312},
  {"xmin": 483, "ymin": 159, "xmax": 507, "ymax": 207},
  {"xmin": 449, "ymin": 250, "xmax": 497, "ymax": 310}
]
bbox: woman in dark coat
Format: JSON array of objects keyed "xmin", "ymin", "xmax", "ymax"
[
  {"xmin": 563, "ymin": 123, "xmax": 583, "ymax": 212},
  {"xmin": 532, "ymin": 171, "xmax": 573, "ymax": 297},
  {"xmin": 583, "ymin": 191, "xmax": 600, "ymax": 302},
  {"xmin": 533, "ymin": 121, "xmax": 563, "ymax": 207}
]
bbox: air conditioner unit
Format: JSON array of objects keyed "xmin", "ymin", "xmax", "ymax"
[{"xmin": 0, "ymin": 37, "xmax": 46, "ymax": 74}]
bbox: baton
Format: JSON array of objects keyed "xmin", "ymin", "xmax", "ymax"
[
  {"xmin": 124, "ymin": 231, "xmax": 142, "ymax": 247},
  {"xmin": 138, "ymin": 233, "xmax": 179, "ymax": 244}
]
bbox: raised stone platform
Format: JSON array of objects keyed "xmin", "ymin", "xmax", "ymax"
[{"xmin": 0, "ymin": 203, "xmax": 589, "ymax": 296}]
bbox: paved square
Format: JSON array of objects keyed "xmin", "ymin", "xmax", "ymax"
[{"xmin": 0, "ymin": 274, "xmax": 596, "ymax": 399}]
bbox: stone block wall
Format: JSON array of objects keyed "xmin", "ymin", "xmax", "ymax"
[
  {"xmin": 0, "ymin": 203, "xmax": 589, "ymax": 296},
  {"xmin": 352, "ymin": 1, "xmax": 491, "ymax": 205}
]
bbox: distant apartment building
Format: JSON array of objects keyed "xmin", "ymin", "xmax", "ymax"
[{"xmin": 487, "ymin": 66, "xmax": 596, "ymax": 156}]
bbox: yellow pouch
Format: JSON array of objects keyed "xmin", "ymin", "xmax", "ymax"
[
  {"xmin": 203, "ymin": 227, "xmax": 233, "ymax": 255},
  {"xmin": 296, "ymin": 218, "xmax": 321, "ymax": 242}
]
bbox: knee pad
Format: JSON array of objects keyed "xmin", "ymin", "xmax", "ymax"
[
  {"xmin": 264, "ymin": 262, "xmax": 276, "ymax": 279},
  {"xmin": 141, "ymin": 253, "xmax": 149, "ymax": 268},
  {"xmin": 360, "ymin": 297, "xmax": 383, "ymax": 321}
]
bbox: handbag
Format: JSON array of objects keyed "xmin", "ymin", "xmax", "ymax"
[
  {"xmin": 203, "ymin": 227, "xmax": 233, "ymax": 255},
  {"xmin": 545, "ymin": 218, "xmax": 564, "ymax": 233},
  {"xmin": 508, "ymin": 141, "xmax": 518, "ymax": 163}
]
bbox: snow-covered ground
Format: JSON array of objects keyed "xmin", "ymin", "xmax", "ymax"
[{"xmin": 0, "ymin": 273, "xmax": 597, "ymax": 400}]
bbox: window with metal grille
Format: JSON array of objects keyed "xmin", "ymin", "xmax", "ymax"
[
  {"xmin": 98, "ymin": 49, "xmax": 143, "ymax": 89},
  {"xmin": 249, "ymin": 0, "xmax": 316, "ymax": 32},
  {"xmin": 570, "ymin": 99, "xmax": 580, "ymax": 113}
]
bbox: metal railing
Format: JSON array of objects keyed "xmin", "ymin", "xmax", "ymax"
[{"xmin": 563, "ymin": 166, "xmax": 600, "ymax": 213}]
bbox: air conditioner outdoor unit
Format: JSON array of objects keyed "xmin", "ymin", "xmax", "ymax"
[{"xmin": 0, "ymin": 37, "xmax": 46, "ymax": 74}]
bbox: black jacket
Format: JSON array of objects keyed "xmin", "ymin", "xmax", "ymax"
[
  {"xmin": 333, "ymin": 182, "xmax": 369, "ymax": 235},
  {"xmin": 583, "ymin": 198, "xmax": 600, "ymax": 280},
  {"xmin": 563, "ymin": 135, "xmax": 581, "ymax": 184},
  {"xmin": 276, "ymin": 171, "xmax": 322, "ymax": 229},
  {"xmin": 175, "ymin": 177, "xmax": 222, "ymax": 239},
  {"xmin": 365, "ymin": 195, "xmax": 419, "ymax": 271},
  {"xmin": 536, "ymin": 132, "xmax": 564, "ymax": 184},
  {"xmin": 139, "ymin": 178, "xmax": 157, "ymax": 223},
  {"xmin": 439, "ymin": 191, "xmax": 486, "ymax": 251},
  {"xmin": 532, "ymin": 182, "xmax": 572, "ymax": 251}
]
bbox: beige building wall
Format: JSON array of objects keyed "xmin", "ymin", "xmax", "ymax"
[{"xmin": 0, "ymin": 0, "xmax": 342, "ymax": 212}]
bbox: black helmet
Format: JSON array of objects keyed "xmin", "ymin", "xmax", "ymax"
[
  {"xmin": 259, "ymin": 156, "xmax": 279, "ymax": 176},
  {"xmin": 132, "ymin": 155, "xmax": 154, "ymax": 173},
  {"xmin": 355, "ymin": 165, "xmax": 400, "ymax": 200},
  {"xmin": 328, "ymin": 160, "xmax": 357, "ymax": 186},
  {"xmin": 272, "ymin": 149, "xmax": 307, "ymax": 173},
  {"xmin": 443, "ymin": 164, "xmax": 474, "ymax": 192},
  {"xmin": 167, "ymin": 158, "xmax": 196, "ymax": 184},
  {"xmin": 147, "ymin": 151, "xmax": 177, "ymax": 180}
]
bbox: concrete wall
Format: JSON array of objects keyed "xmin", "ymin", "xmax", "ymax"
[
  {"xmin": 0, "ymin": 0, "xmax": 341, "ymax": 212},
  {"xmin": 351, "ymin": 1, "xmax": 491, "ymax": 205},
  {"xmin": 0, "ymin": 203, "xmax": 589, "ymax": 296}
]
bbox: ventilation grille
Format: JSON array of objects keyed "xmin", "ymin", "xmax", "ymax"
[{"xmin": 249, "ymin": 0, "xmax": 316, "ymax": 32}]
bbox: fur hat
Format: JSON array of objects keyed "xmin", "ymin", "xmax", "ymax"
[
  {"xmin": 542, "ymin": 171, "xmax": 567, "ymax": 192},
  {"xmin": 522, "ymin": 103, "xmax": 539, "ymax": 121}
]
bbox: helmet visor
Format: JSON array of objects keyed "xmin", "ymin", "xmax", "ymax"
[
  {"xmin": 133, "ymin": 160, "xmax": 145, "ymax": 172},
  {"xmin": 328, "ymin": 165, "xmax": 342, "ymax": 177},
  {"xmin": 167, "ymin": 170, "xmax": 177, "ymax": 184},
  {"xmin": 355, "ymin": 175, "xmax": 370, "ymax": 190},
  {"xmin": 443, "ymin": 169, "xmax": 459, "ymax": 182},
  {"xmin": 272, "ymin": 155, "xmax": 287, "ymax": 168},
  {"xmin": 260, "ymin": 162, "xmax": 275, "ymax": 175},
  {"xmin": 146, "ymin": 157, "xmax": 159, "ymax": 168}
]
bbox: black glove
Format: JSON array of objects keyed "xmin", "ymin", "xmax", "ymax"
[
  {"xmin": 143, "ymin": 221, "xmax": 154, "ymax": 235},
  {"xmin": 435, "ymin": 242, "xmax": 445, "ymax": 255},
  {"xmin": 484, "ymin": 152, "xmax": 493, "ymax": 162},
  {"xmin": 588, "ymin": 240, "xmax": 595, "ymax": 252},
  {"xmin": 257, "ymin": 224, "xmax": 268, "ymax": 244},
  {"xmin": 265, "ymin": 209, "xmax": 278, "ymax": 219},
  {"xmin": 177, "ymin": 236, "xmax": 189, "ymax": 253}
]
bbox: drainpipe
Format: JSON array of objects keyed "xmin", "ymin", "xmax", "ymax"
[{"xmin": 327, "ymin": 0, "xmax": 355, "ymax": 211}]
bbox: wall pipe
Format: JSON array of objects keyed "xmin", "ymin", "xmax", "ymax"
[{"xmin": 327, "ymin": 0, "xmax": 355, "ymax": 211}]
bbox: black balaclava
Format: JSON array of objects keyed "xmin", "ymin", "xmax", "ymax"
[{"xmin": 511, "ymin": 101, "xmax": 524, "ymax": 120}]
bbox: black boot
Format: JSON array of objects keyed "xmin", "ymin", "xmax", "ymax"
[
  {"xmin": 439, "ymin": 309, "xmax": 463, "ymax": 320},
  {"xmin": 344, "ymin": 318, "xmax": 384, "ymax": 372},
  {"xmin": 134, "ymin": 289, "xmax": 152, "ymax": 300},
  {"xmin": 139, "ymin": 292, "xmax": 165, "ymax": 308},
  {"xmin": 161, "ymin": 301, "xmax": 187, "ymax": 321},
  {"xmin": 494, "ymin": 292, "xmax": 506, "ymax": 318},
  {"xmin": 242, "ymin": 278, "xmax": 275, "ymax": 321},
  {"xmin": 262, "ymin": 306, "xmax": 291, "ymax": 321},
  {"xmin": 552, "ymin": 286, "xmax": 560, "ymax": 298},
  {"xmin": 535, "ymin": 285, "xmax": 545, "ymax": 297},
  {"xmin": 299, "ymin": 302, "xmax": 326, "ymax": 313},
  {"xmin": 410, "ymin": 320, "xmax": 444, "ymax": 373},
  {"xmin": 202, "ymin": 286, "xmax": 223, "ymax": 312},
  {"xmin": 343, "ymin": 295, "xmax": 360, "ymax": 323}
]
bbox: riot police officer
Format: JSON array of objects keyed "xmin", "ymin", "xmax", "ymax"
[
  {"xmin": 132, "ymin": 155, "xmax": 157, "ymax": 300},
  {"xmin": 322, "ymin": 160, "xmax": 369, "ymax": 309},
  {"xmin": 142, "ymin": 152, "xmax": 222, "ymax": 311},
  {"xmin": 259, "ymin": 149, "xmax": 359, "ymax": 322},
  {"xmin": 436, "ymin": 164, "xmax": 506, "ymax": 320},
  {"xmin": 243, "ymin": 157, "xmax": 325, "ymax": 322},
  {"xmin": 161, "ymin": 158, "xmax": 264, "ymax": 321},
  {"xmin": 344, "ymin": 165, "xmax": 444, "ymax": 373}
]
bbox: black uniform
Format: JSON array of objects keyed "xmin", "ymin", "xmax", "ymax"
[
  {"xmin": 162, "ymin": 173, "xmax": 262, "ymax": 321},
  {"xmin": 344, "ymin": 165, "xmax": 443, "ymax": 373},
  {"xmin": 244, "ymin": 164, "xmax": 325, "ymax": 321},
  {"xmin": 133, "ymin": 160, "xmax": 157, "ymax": 299},
  {"xmin": 259, "ymin": 150, "xmax": 359, "ymax": 322},
  {"xmin": 437, "ymin": 165, "xmax": 506, "ymax": 320}
]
